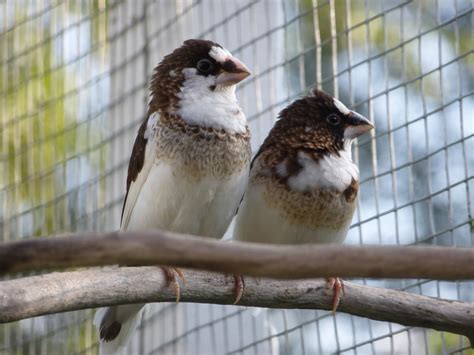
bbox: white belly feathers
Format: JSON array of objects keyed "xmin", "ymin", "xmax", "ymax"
[{"xmin": 126, "ymin": 160, "xmax": 248, "ymax": 239}]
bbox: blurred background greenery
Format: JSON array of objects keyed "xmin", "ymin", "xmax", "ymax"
[{"xmin": 1, "ymin": 0, "xmax": 108, "ymax": 239}]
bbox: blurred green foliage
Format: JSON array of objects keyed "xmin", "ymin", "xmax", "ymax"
[
  {"xmin": 0, "ymin": 0, "xmax": 108, "ymax": 237},
  {"xmin": 429, "ymin": 331, "xmax": 474, "ymax": 355},
  {"xmin": 0, "ymin": 1, "xmax": 107, "ymax": 353},
  {"xmin": 0, "ymin": 34, "xmax": 77, "ymax": 234},
  {"xmin": 291, "ymin": 0, "xmax": 472, "ymax": 100}
]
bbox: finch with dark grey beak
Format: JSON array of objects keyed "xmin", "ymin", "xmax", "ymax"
[
  {"xmin": 233, "ymin": 88, "xmax": 374, "ymax": 311},
  {"xmin": 94, "ymin": 39, "xmax": 252, "ymax": 354}
]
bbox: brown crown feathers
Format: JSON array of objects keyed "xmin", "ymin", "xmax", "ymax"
[
  {"xmin": 148, "ymin": 39, "xmax": 228, "ymax": 115},
  {"xmin": 252, "ymin": 89, "xmax": 362, "ymax": 185}
]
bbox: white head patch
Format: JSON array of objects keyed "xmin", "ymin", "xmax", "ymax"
[
  {"xmin": 209, "ymin": 45, "xmax": 232, "ymax": 63},
  {"xmin": 287, "ymin": 150, "xmax": 359, "ymax": 193},
  {"xmin": 333, "ymin": 98, "xmax": 350, "ymax": 115},
  {"xmin": 175, "ymin": 68, "xmax": 247, "ymax": 134}
]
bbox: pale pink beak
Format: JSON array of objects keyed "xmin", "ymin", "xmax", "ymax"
[{"xmin": 215, "ymin": 56, "xmax": 251, "ymax": 86}]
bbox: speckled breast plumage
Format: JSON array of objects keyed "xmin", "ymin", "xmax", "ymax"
[
  {"xmin": 154, "ymin": 115, "xmax": 252, "ymax": 179},
  {"xmin": 251, "ymin": 156, "xmax": 358, "ymax": 230}
]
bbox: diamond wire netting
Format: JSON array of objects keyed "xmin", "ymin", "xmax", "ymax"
[{"xmin": 0, "ymin": 0, "xmax": 473, "ymax": 354}]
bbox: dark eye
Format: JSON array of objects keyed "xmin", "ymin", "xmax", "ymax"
[
  {"xmin": 196, "ymin": 59, "xmax": 214, "ymax": 74},
  {"xmin": 326, "ymin": 114, "xmax": 341, "ymax": 125}
]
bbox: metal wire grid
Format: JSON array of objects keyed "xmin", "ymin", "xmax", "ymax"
[{"xmin": 1, "ymin": 0, "xmax": 473, "ymax": 354}]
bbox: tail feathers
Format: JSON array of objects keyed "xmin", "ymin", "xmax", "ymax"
[{"xmin": 94, "ymin": 304, "xmax": 145, "ymax": 355}]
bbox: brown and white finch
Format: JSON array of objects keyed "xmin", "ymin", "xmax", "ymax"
[
  {"xmin": 233, "ymin": 88, "xmax": 374, "ymax": 311},
  {"xmin": 94, "ymin": 39, "xmax": 251, "ymax": 354}
]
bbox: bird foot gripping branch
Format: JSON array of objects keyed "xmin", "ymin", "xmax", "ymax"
[
  {"xmin": 326, "ymin": 277, "xmax": 345, "ymax": 313},
  {"xmin": 162, "ymin": 267, "xmax": 186, "ymax": 303},
  {"xmin": 224, "ymin": 273, "xmax": 245, "ymax": 304}
]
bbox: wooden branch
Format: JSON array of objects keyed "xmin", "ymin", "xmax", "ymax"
[
  {"xmin": 0, "ymin": 230, "xmax": 473, "ymax": 279},
  {"xmin": 0, "ymin": 267, "xmax": 473, "ymax": 346}
]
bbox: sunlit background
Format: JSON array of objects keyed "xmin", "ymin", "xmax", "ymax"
[{"xmin": 1, "ymin": 0, "xmax": 473, "ymax": 354}]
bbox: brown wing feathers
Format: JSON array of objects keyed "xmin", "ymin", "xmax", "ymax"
[{"xmin": 120, "ymin": 117, "xmax": 149, "ymax": 225}]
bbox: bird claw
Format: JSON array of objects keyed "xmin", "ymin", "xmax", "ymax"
[
  {"xmin": 233, "ymin": 274, "xmax": 245, "ymax": 305},
  {"xmin": 326, "ymin": 277, "xmax": 344, "ymax": 313},
  {"xmin": 162, "ymin": 267, "xmax": 186, "ymax": 303},
  {"xmin": 225, "ymin": 273, "xmax": 245, "ymax": 304}
]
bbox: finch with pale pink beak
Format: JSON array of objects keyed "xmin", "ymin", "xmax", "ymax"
[{"xmin": 94, "ymin": 39, "xmax": 252, "ymax": 354}]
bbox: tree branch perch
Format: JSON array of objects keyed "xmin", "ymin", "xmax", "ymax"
[
  {"xmin": 0, "ymin": 267, "xmax": 473, "ymax": 346},
  {"xmin": 0, "ymin": 230, "xmax": 474, "ymax": 279}
]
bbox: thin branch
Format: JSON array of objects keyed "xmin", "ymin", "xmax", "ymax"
[
  {"xmin": 0, "ymin": 230, "xmax": 474, "ymax": 279},
  {"xmin": 0, "ymin": 267, "xmax": 473, "ymax": 346}
]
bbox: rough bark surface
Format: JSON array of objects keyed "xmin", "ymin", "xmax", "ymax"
[
  {"xmin": 0, "ymin": 230, "xmax": 473, "ymax": 279},
  {"xmin": 0, "ymin": 267, "xmax": 473, "ymax": 346}
]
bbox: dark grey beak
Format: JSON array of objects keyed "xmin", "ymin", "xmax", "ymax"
[{"xmin": 344, "ymin": 111, "xmax": 374, "ymax": 139}]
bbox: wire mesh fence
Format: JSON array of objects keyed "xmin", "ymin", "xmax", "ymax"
[{"xmin": 1, "ymin": 0, "xmax": 473, "ymax": 354}]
